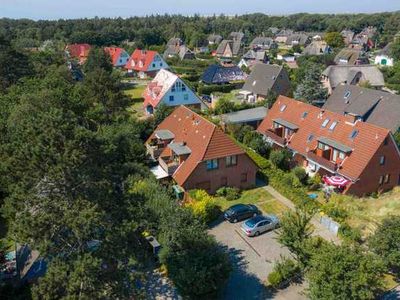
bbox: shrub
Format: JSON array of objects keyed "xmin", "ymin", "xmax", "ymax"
[
  {"xmin": 197, "ymin": 83, "xmax": 238, "ymax": 95},
  {"xmin": 292, "ymin": 167, "xmax": 308, "ymax": 185},
  {"xmin": 308, "ymin": 174, "xmax": 322, "ymax": 191},
  {"xmin": 338, "ymin": 223, "xmax": 362, "ymax": 243},
  {"xmin": 186, "ymin": 190, "xmax": 220, "ymax": 223},
  {"xmin": 267, "ymin": 271, "xmax": 283, "ymax": 288},
  {"xmin": 268, "ymin": 257, "xmax": 301, "ymax": 289},
  {"xmin": 216, "ymin": 187, "xmax": 241, "ymax": 200},
  {"xmin": 321, "ymin": 202, "xmax": 348, "ymax": 223},
  {"xmin": 282, "ymin": 173, "xmax": 302, "ymax": 189},
  {"xmin": 270, "ymin": 149, "xmax": 291, "ymax": 171}
]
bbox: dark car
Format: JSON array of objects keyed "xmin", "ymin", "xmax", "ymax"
[{"xmin": 224, "ymin": 204, "xmax": 259, "ymax": 223}]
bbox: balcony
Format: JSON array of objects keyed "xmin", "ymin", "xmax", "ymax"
[
  {"xmin": 263, "ymin": 129, "xmax": 286, "ymax": 146},
  {"xmin": 306, "ymin": 150, "xmax": 337, "ymax": 173},
  {"xmin": 146, "ymin": 143, "xmax": 164, "ymax": 160},
  {"xmin": 159, "ymin": 157, "xmax": 180, "ymax": 175}
]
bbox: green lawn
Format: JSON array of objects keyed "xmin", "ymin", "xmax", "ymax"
[
  {"xmin": 215, "ymin": 187, "xmax": 290, "ymax": 216},
  {"xmin": 124, "ymin": 85, "xmax": 146, "ymax": 117}
]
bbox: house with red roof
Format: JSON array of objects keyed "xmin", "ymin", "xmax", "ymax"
[
  {"xmin": 257, "ymin": 96, "xmax": 400, "ymax": 196},
  {"xmin": 65, "ymin": 43, "xmax": 92, "ymax": 65},
  {"xmin": 143, "ymin": 69, "xmax": 202, "ymax": 115},
  {"xmin": 125, "ymin": 49, "xmax": 169, "ymax": 78},
  {"xmin": 146, "ymin": 106, "xmax": 258, "ymax": 194},
  {"xmin": 104, "ymin": 47, "xmax": 130, "ymax": 67}
]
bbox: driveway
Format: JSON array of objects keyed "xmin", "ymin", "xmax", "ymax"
[{"xmin": 209, "ymin": 218, "xmax": 308, "ymax": 300}]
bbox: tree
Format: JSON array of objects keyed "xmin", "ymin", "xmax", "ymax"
[
  {"xmin": 369, "ymin": 216, "xmax": 400, "ymax": 274},
  {"xmin": 243, "ymin": 131, "xmax": 271, "ymax": 157},
  {"xmin": 324, "ymin": 32, "xmax": 345, "ymax": 49},
  {"xmin": 278, "ymin": 208, "xmax": 314, "ymax": 265},
  {"xmin": 83, "ymin": 46, "xmax": 113, "ymax": 73},
  {"xmin": 307, "ymin": 244, "xmax": 385, "ymax": 300},
  {"xmin": 0, "ymin": 36, "xmax": 33, "ymax": 90},
  {"xmin": 390, "ymin": 39, "xmax": 400, "ymax": 61},
  {"xmin": 294, "ymin": 63, "xmax": 328, "ymax": 103},
  {"xmin": 270, "ymin": 149, "xmax": 292, "ymax": 171}
]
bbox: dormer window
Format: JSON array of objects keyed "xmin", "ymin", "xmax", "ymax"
[{"xmin": 322, "ymin": 118, "xmax": 330, "ymax": 128}]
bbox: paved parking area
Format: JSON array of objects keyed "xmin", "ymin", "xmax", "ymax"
[{"xmin": 209, "ymin": 218, "xmax": 307, "ymax": 300}]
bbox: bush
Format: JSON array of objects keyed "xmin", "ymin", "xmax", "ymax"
[
  {"xmin": 282, "ymin": 173, "xmax": 302, "ymax": 189},
  {"xmin": 268, "ymin": 257, "xmax": 301, "ymax": 289},
  {"xmin": 186, "ymin": 190, "xmax": 220, "ymax": 223},
  {"xmin": 321, "ymin": 202, "xmax": 348, "ymax": 223},
  {"xmin": 308, "ymin": 174, "xmax": 322, "ymax": 191},
  {"xmin": 216, "ymin": 187, "xmax": 241, "ymax": 200},
  {"xmin": 197, "ymin": 83, "xmax": 238, "ymax": 95},
  {"xmin": 292, "ymin": 167, "xmax": 308, "ymax": 185},
  {"xmin": 338, "ymin": 223, "xmax": 362, "ymax": 243},
  {"xmin": 267, "ymin": 271, "xmax": 283, "ymax": 288},
  {"xmin": 270, "ymin": 149, "xmax": 292, "ymax": 171}
]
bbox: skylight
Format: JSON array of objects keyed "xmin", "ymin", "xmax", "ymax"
[
  {"xmin": 349, "ymin": 130, "xmax": 359, "ymax": 140},
  {"xmin": 344, "ymin": 91, "xmax": 351, "ymax": 99},
  {"xmin": 302, "ymin": 111, "xmax": 308, "ymax": 119},
  {"xmin": 322, "ymin": 118, "xmax": 330, "ymax": 128},
  {"xmin": 329, "ymin": 121, "xmax": 338, "ymax": 131},
  {"xmin": 307, "ymin": 134, "xmax": 314, "ymax": 142},
  {"xmin": 280, "ymin": 104, "xmax": 287, "ymax": 112}
]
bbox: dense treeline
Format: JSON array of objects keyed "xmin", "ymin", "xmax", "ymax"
[{"xmin": 1, "ymin": 12, "xmax": 400, "ymax": 48}]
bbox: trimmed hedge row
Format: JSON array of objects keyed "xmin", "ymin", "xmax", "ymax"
[{"xmin": 197, "ymin": 83, "xmax": 241, "ymax": 95}]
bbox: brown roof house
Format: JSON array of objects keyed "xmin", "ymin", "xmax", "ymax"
[
  {"xmin": 321, "ymin": 65, "xmax": 384, "ymax": 94},
  {"xmin": 146, "ymin": 106, "xmax": 258, "ymax": 193},
  {"xmin": 334, "ymin": 48, "xmax": 369, "ymax": 65},
  {"xmin": 240, "ymin": 64, "xmax": 291, "ymax": 102},
  {"xmin": 257, "ymin": 96, "xmax": 400, "ymax": 196},
  {"xmin": 323, "ymin": 84, "xmax": 400, "ymax": 133}
]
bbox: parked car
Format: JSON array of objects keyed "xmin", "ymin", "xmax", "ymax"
[
  {"xmin": 241, "ymin": 215, "xmax": 279, "ymax": 237},
  {"xmin": 224, "ymin": 204, "xmax": 259, "ymax": 223}
]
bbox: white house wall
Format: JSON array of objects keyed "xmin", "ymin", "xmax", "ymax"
[
  {"xmin": 160, "ymin": 78, "xmax": 201, "ymax": 107},
  {"xmin": 147, "ymin": 54, "xmax": 169, "ymax": 72}
]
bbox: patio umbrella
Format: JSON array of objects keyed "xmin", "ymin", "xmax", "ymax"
[{"xmin": 323, "ymin": 175, "xmax": 350, "ymax": 188}]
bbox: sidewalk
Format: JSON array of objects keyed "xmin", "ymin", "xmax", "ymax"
[{"xmin": 263, "ymin": 185, "xmax": 340, "ymax": 244}]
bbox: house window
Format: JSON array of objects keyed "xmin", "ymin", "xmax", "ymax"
[
  {"xmin": 384, "ymin": 137, "xmax": 388, "ymax": 145},
  {"xmin": 332, "ymin": 149, "xmax": 339, "ymax": 161},
  {"xmin": 182, "ymin": 85, "xmax": 186, "ymax": 91},
  {"xmin": 344, "ymin": 90, "xmax": 351, "ymax": 100},
  {"xmin": 318, "ymin": 142, "xmax": 324, "ymax": 150},
  {"xmin": 329, "ymin": 121, "xmax": 338, "ymax": 131},
  {"xmin": 307, "ymin": 134, "xmax": 314, "ymax": 142},
  {"xmin": 206, "ymin": 159, "xmax": 219, "ymax": 170},
  {"xmin": 380, "ymin": 156, "xmax": 385, "ymax": 165},
  {"xmin": 302, "ymin": 111, "xmax": 308, "ymax": 119},
  {"xmin": 322, "ymin": 118, "xmax": 330, "ymax": 128},
  {"xmin": 160, "ymin": 63, "xmax": 163, "ymax": 67},
  {"xmin": 226, "ymin": 155, "xmax": 237, "ymax": 167},
  {"xmin": 339, "ymin": 152, "xmax": 345, "ymax": 160},
  {"xmin": 152, "ymin": 63, "xmax": 156, "ymax": 68},
  {"xmin": 241, "ymin": 173, "xmax": 248, "ymax": 183},
  {"xmin": 379, "ymin": 175, "xmax": 384, "ymax": 185},
  {"xmin": 171, "ymin": 86, "xmax": 176, "ymax": 92},
  {"xmin": 169, "ymin": 95, "xmax": 174, "ymax": 101},
  {"xmin": 280, "ymin": 104, "xmax": 287, "ymax": 112},
  {"xmin": 184, "ymin": 94, "xmax": 189, "ymax": 100},
  {"xmin": 384, "ymin": 174, "xmax": 390, "ymax": 184}
]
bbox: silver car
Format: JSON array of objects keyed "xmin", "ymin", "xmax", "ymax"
[{"xmin": 241, "ymin": 215, "xmax": 279, "ymax": 237}]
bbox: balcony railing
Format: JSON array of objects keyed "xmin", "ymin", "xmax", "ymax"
[
  {"xmin": 146, "ymin": 143, "xmax": 164, "ymax": 160},
  {"xmin": 306, "ymin": 151, "xmax": 337, "ymax": 173},
  {"xmin": 263, "ymin": 129, "xmax": 287, "ymax": 146},
  {"xmin": 159, "ymin": 157, "xmax": 180, "ymax": 175}
]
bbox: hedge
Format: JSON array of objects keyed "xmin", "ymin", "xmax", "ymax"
[{"xmin": 197, "ymin": 83, "xmax": 241, "ymax": 95}]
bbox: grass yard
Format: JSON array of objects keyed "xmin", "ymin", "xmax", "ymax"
[
  {"xmin": 320, "ymin": 187, "xmax": 400, "ymax": 237},
  {"xmin": 124, "ymin": 85, "xmax": 146, "ymax": 117},
  {"xmin": 216, "ymin": 187, "xmax": 290, "ymax": 217}
]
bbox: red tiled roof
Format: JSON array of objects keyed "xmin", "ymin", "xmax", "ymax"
[
  {"xmin": 125, "ymin": 49, "xmax": 157, "ymax": 72},
  {"xmin": 257, "ymin": 96, "xmax": 392, "ymax": 181},
  {"xmin": 104, "ymin": 47, "xmax": 125, "ymax": 66},
  {"xmin": 65, "ymin": 44, "xmax": 91, "ymax": 59},
  {"xmin": 147, "ymin": 106, "xmax": 247, "ymax": 186}
]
